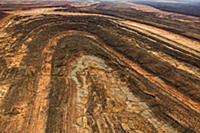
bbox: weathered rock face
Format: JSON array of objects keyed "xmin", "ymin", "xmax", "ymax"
[{"xmin": 0, "ymin": 7, "xmax": 200, "ymax": 133}]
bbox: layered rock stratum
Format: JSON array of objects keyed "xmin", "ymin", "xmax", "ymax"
[{"xmin": 0, "ymin": 2, "xmax": 200, "ymax": 133}]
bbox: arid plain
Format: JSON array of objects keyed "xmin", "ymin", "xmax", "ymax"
[{"xmin": 0, "ymin": 1, "xmax": 200, "ymax": 133}]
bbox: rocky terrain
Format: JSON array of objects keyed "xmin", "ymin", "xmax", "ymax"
[
  {"xmin": 132, "ymin": 0, "xmax": 200, "ymax": 17},
  {"xmin": 0, "ymin": 1, "xmax": 200, "ymax": 133}
]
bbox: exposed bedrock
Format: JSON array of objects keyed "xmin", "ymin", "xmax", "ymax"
[{"xmin": 0, "ymin": 10, "xmax": 199, "ymax": 133}]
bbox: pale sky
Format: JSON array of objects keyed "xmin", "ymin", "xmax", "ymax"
[{"xmin": 2, "ymin": 0, "xmax": 200, "ymax": 3}]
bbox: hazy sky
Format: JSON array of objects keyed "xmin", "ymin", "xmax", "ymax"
[
  {"xmin": 2, "ymin": 0, "xmax": 200, "ymax": 4},
  {"xmin": 132, "ymin": 0, "xmax": 200, "ymax": 3}
]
